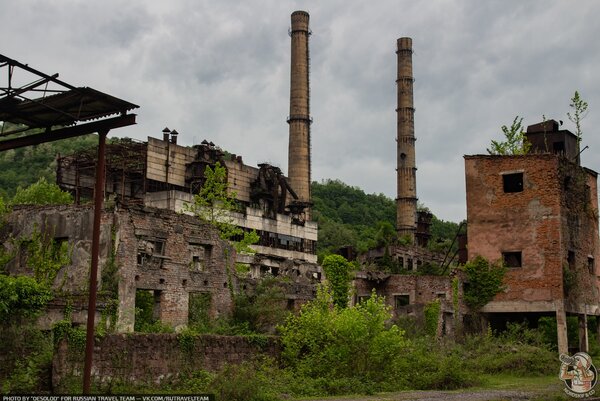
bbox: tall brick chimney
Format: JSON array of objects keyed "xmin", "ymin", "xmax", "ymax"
[
  {"xmin": 396, "ymin": 37, "xmax": 417, "ymax": 241},
  {"xmin": 287, "ymin": 10, "xmax": 312, "ymax": 212}
]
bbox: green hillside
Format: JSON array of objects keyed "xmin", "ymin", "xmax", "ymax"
[
  {"xmin": 0, "ymin": 125, "xmax": 98, "ymax": 199},
  {"xmin": 312, "ymin": 179, "xmax": 461, "ymax": 257}
]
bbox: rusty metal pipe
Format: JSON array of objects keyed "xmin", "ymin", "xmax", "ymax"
[{"xmin": 83, "ymin": 129, "xmax": 107, "ymax": 393}]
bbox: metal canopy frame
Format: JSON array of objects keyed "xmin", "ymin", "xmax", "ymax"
[
  {"xmin": 0, "ymin": 54, "xmax": 139, "ymax": 394},
  {"xmin": 0, "ymin": 53, "xmax": 138, "ymax": 149}
]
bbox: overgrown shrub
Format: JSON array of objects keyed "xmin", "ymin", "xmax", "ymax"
[
  {"xmin": 463, "ymin": 256, "xmax": 506, "ymax": 310},
  {"xmin": 0, "ymin": 325, "xmax": 54, "ymax": 394},
  {"xmin": 11, "ymin": 177, "xmax": 73, "ymax": 206},
  {"xmin": 0, "ymin": 274, "xmax": 53, "ymax": 323},
  {"xmin": 321, "ymin": 254, "xmax": 352, "ymax": 308},
  {"xmin": 279, "ymin": 286, "xmax": 407, "ymax": 385}
]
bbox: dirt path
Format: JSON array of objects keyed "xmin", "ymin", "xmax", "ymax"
[{"xmin": 298, "ymin": 383, "xmax": 565, "ymax": 401}]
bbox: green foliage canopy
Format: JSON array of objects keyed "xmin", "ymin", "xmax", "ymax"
[
  {"xmin": 463, "ymin": 256, "xmax": 506, "ymax": 310},
  {"xmin": 321, "ymin": 254, "xmax": 352, "ymax": 308},
  {"xmin": 279, "ymin": 286, "xmax": 407, "ymax": 382},
  {"xmin": 186, "ymin": 162, "xmax": 258, "ymax": 252},
  {"xmin": 11, "ymin": 177, "xmax": 72, "ymax": 206},
  {"xmin": 312, "ymin": 179, "xmax": 461, "ymax": 258},
  {"xmin": 0, "ymin": 126, "xmax": 97, "ymax": 199},
  {"xmin": 0, "ymin": 274, "xmax": 53, "ymax": 322}
]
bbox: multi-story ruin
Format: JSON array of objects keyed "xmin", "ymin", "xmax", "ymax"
[
  {"xmin": 56, "ymin": 11, "xmax": 319, "ymax": 282},
  {"xmin": 0, "ymin": 10, "xmax": 323, "ymax": 332},
  {"xmin": 465, "ymin": 120, "xmax": 600, "ymax": 353}
]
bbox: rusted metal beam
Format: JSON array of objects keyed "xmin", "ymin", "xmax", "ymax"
[
  {"xmin": 0, "ymin": 54, "xmax": 76, "ymax": 90},
  {"xmin": 0, "ymin": 114, "xmax": 136, "ymax": 151},
  {"xmin": 83, "ymin": 130, "xmax": 107, "ymax": 394}
]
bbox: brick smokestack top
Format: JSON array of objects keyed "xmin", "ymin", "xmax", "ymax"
[
  {"xmin": 287, "ymin": 10, "xmax": 312, "ymax": 211},
  {"xmin": 396, "ymin": 37, "xmax": 417, "ymax": 241}
]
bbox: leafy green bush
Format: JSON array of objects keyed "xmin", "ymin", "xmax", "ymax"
[
  {"xmin": 0, "ymin": 324, "xmax": 54, "ymax": 394},
  {"xmin": 279, "ymin": 286, "xmax": 407, "ymax": 385},
  {"xmin": 11, "ymin": 177, "xmax": 73, "ymax": 206},
  {"xmin": 0, "ymin": 274, "xmax": 53, "ymax": 322},
  {"xmin": 463, "ymin": 256, "xmax": 506, "ymax": 310},
  {"xmin": 321, "ymin": 254, "xmax": 351, "ymax": 308},
  {"xmin": 232, "ymin": 277, "xmax": 289, "ymax": 333}
]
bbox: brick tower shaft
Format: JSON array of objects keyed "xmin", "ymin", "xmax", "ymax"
[
  {"xmin": 287, "ymin": 10, "xmax": 311, "ymax": 211},
  {"xmin": 396, "ymin": 37, "xmax": 417, "ymax": 241}
]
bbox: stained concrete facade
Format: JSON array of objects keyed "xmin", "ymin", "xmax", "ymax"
[
  {"xmin": 465, "ymin": 124, "xmax": 600, "ymax": 353},
  {"xmin": 58, "ymin": 136, "xmax": 319, "ymax": 271},
  {"xmin": 1, "ymin": 204, "xmax": 320, "ymax": 332}
]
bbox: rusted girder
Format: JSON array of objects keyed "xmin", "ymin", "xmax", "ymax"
[{"xmin": 0, "ymin": 114, "xmax": 136, "ymax": 151}]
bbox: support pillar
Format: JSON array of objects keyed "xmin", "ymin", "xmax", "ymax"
[
  {"xmin": 83, "ymin": 129, "xmax": 108, "ymax": 393},
  {"xmin": 579, "ymin": 313, "xmax": 589, "ymax": 353},
  {"xmin": 556, "ymin": 303, "xmax": 569, "ymax": 355}
]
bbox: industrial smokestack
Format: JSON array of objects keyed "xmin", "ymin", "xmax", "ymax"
[
  {"xmin": 396, "ymin": 37, "xmax": 417, "ymax": 241},
  {"xmin": 287, "ymin": 10, "xmax": 312, "ymax": 211}
]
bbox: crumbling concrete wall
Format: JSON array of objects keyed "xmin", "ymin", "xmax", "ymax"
[
  {"xmin": 114, "ymin": 205, "xmax": 234, "ymax": 332},
  {"xmin": 52, "ymin": 334, "xmax": 280, "ymax": 391},
  {"xmin": 561, "ymin": 163, "xmax": 600, "ymax": 314},
  {"xmin": 0, "ymin": 204, "xmax": 114, "ymax": 329}
]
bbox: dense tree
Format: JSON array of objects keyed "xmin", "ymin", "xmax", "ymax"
[{"xmin": 11, "ymin": 177, "xmax": 73, "ymax": 206}]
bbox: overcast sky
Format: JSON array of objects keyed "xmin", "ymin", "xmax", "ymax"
[{"xmin": 2, "ymin": 0, "xmax": 599, "ymax": 223}]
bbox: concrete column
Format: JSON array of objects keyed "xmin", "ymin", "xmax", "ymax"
[
  {"xmin": 556, "ymin": 303, "xmax": 569, "ymax": 355},
  {"xmin": 579, "ymin": 313, "xmax": 589, "ymax": 352}
]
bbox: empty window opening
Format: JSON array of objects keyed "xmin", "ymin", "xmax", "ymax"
[
  {"xmin": 503, "ymin": 173, "xmax": 523, "ymax": 193},
  {"xmin": 589, "ymin": 257, "xmax": 595, "ymax": 275},
  {"xmin": 502, "ymin": 251, "xmax": 522, "ymax": 268},
  {"xmin": 189, "ymin": 244, "xmax": 212, "ymax": 272},
  {"xmin": 553, "ymin": 141, "xmax": 565, "ymax": 154},
  {"xmin": 568, "ymin": 251, "xmax": 575, "ymax": 270},
  {"xmin": 287, "ymin": 299, "xmax": 295, "ymax": 311},
  {"xmin": 395, "ymin": 294, "xmax": 410, "ymax": 308},
  {"xmin": 188, "ymin": 292, "xmax": 211, "ymax": 328},
  {"xmin": 134, "ymin": 289, "xmax": 162, "ymax": 332},
  {"xmin": 437, "ymin": 292, "xmax": 446, "ymax": 300},
  {"xmin": 137, "ymin": 238, "xmax": 166, "ymax": 269}
]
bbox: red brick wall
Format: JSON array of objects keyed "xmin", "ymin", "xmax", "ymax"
[{"xmin": 465, "ymin": 154, "xmax": 600, "ymax": 314}]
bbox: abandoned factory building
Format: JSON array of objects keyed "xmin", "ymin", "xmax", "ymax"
[
  {"xmin": 1, "ymin": 203, "xmax": 319, "ymax": 332},
  {"xmin": 465, "ymin": 120, "xmax": 600, "ymax": 354}
]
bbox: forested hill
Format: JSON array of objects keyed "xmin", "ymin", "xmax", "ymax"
[
  {"xmin": 0, "ymin": 134, "xmax": 98, "ymax": 199},
  {"xmin": 312, "ymin": 179, "xmax": 461, "ymax": 257}
]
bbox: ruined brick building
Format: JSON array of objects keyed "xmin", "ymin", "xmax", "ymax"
[
  {"xmin": 465, "ymin": 120, "xmax": 600, "ymax": 353},
  {"xmin": 0, "ymin": 11, "xmax": 322, "ymax": 332}
]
